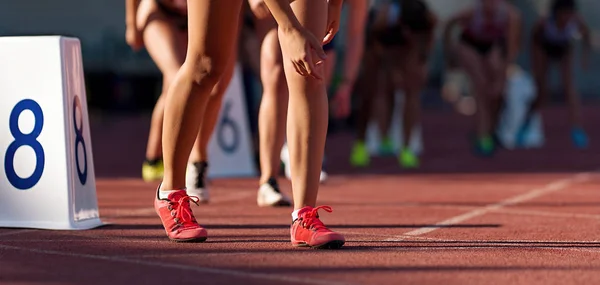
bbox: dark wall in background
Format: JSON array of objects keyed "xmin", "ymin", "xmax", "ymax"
[{"xmin": 2, "ymin": 0, "xmax": 599, "ymax": 113}]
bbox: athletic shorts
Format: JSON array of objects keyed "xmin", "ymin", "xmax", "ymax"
[
  {"xmin": 537, "ymin": 36, "xmax": 571, "ymax": 60},
  {"xmin": 323, "ymin": 36, "xmax": 336, "ymax": 52}
]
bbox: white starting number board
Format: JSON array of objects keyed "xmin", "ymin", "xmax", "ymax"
[
  {"xmin": 0, "ymin": 36, "xmax": 103, "ymax": 230},
  {"xmin": 205, "ymin": 63, "xmax": 257, "ymax": 178}
]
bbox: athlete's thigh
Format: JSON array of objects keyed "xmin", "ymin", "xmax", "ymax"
[
  {"xmin": 144, "ymin": 21, "xmax": 188, "ymax": 74},
  {"xmin": 289, "ymin": 0, "xmax": 328, "ymax": 51},
  {"xmin": 484, "ymin": 47, "xmax": 507, "ymax": 97},
  {"xmin": 530, "ymin": 44, "xmax": 549, "ymax": 82},
  {"xmin": 455, "ymin": 42, "xmax": 487, "ymax": 88},
  {"xmin": 559, "ymin": 51, "xmax": 575, "ymax": 90},
  {"xmin": 400, "ymin": 45, "xmax": 428, "ymax": 89},
  {"xmin": 185, "ymin": 0, "xmax": 244, "ymax": 71},
  {"xmin": 137, "ymin": 0, "xmax": 186, "ymax": 73}
]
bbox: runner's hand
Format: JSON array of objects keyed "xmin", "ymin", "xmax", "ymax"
[
  {"xmin": 279, "ymin": 26, "xmax": 327, "ymax": 80},
  {"xmin": 126, "ymin": 26, "xmax": 143, "ymax": 51},
  {"xmin": 323, "ymin": 1, "xmax": 343, "ymax": 45}
]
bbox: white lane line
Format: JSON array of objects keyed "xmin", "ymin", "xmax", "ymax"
[
  {"xmin": 342, "ymin": 230, "xmax": 600, "ymax": 244},
  {"xmin": 370, "ymin": 246, "xmax": 600, "ymax": 252},
  {"xmin": 494, "ymin": 207, "xmax": 600, "ymax": 220},
  {"xmin": 392, "ymin": 203, "xmax": 600, "ymax": 221},
  {"xmin": 385, "ymin": 172, "xmax": 594, "ymax": 241},
  {"xmin": 0, "ymin": 244, "xmax": 357, "ymax": 285}
]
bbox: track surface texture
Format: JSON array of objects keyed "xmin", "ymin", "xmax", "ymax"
[{"xmin": 1, "ymin": 105, "xmax": 600, "ymax": 285}]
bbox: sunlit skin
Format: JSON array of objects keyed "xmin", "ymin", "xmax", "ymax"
[
  {"xmin": 158, "ymin": 0, "xmax": 344, "ymax": 215},
  {"xmin": 249, "ymin": 0, "xmax": 367, "ymax": 186},
  {"xmin": 125, "ymin": 0, "xmax": 236, "ymax": 175}
]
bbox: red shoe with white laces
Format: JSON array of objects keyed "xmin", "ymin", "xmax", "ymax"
[
  {"xmin": 290, "ymin": 206, "xmax": 345, "ymax": 249},
  {"xmin": 154, "ymin": 189, "xmax": 207, "ymax": 242}
]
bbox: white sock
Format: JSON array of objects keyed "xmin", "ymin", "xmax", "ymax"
[
  {"xmin": 159, "ymin": 189, "xmax": 179, "ymax": 199},
  {"xmin": 292, "ymin": 209, "xmax": 301, "ymax": 221}
]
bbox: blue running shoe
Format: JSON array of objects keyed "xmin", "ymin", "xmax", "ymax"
[
  {"xmin": 515, "ymin": 118, "xmax": 532, "ymax": 148},
  {"xmin": 571, "ymin": 127, "xmax": 589, "ymax": 149}
]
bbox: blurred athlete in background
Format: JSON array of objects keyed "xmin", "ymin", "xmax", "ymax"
[
  {"xmin": 351, "ymin": 0, "xmax": 437, "ymax": 168},
  {"xmin": 518, "ymin": 0, "xmax": 591, "ymax": 149},
  {"xmin": 443, "ymin": 0, "xmax": 522, "ymax": 156}
]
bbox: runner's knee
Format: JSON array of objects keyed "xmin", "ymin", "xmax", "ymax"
[{"xmin": 185, "ymin": 54, "xmax": 228, "ymax": 89}]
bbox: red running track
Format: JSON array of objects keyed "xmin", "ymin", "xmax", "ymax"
[{"xmin": 1, "ymin": 105, "xmax": 600, "ymax": 285}]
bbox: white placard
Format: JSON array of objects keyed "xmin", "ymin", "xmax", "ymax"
[{"xmin": 0, "ymin": 36, "xmax": 103, "ymax": 230}]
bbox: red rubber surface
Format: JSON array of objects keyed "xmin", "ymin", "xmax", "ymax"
[{"xmin": 1, "ymin": 106, "xmax": 600, "ymax": 285}]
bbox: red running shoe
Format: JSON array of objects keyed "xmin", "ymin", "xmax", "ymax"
[
  {"xmin": 290, "ymin": 206, "xmax": 345, "ymax": 249},
  {"xmin": 154, "ymin": 189, "xmax": 207, "ymax": 242}
]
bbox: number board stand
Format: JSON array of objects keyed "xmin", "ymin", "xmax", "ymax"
[
  {"xmin": 0, "ymin": 36, "xmax": 103, "ymax": 230},
  {"xmin": 204, "ymin": 63, "xmax": 257, "ymax": 178}
]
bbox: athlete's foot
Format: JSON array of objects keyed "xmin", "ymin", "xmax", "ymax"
[
  {"xmin": 399, "ymin": 148, "xmax": 419, "ymax": 169},
  {"xmin": 473, "ymin": 135, "xmax": 495, "ymax": 157},
  {"xmin": 290, "ymin": 206, "xmax": 345, "ymax": 249},
  {"xmin": 378, "ymin": 137, "xmax": 395, "ymax": 156},
  {"xmin": 257, "ymin": 177, "xmax": 292, "ymax": 207},
  {"xmin": 154, "ymin": 188, "xmax": 207, "ymax": 242},
  {"xmin": 515, "ymin": 120, "xmax": 531, "ymax": 148},
  {"xmin": 185, "ymin": 161, "xmax": 209, "ymax": 204},
  {"xmin": 571, "ymin": 127, "xmax": 589, "ymax": 149},
  {"xmin": 350, "ymin": 141, "xmax": 370, "ymax": 167},
  {"xmin": 142, "ymin": 159, "xmax": 164, "ymax": 182}
]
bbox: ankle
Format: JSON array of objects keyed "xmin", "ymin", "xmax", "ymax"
[
  {"xmin": 259, "ymin": 175, "xmax": 276, "ymax": 185},
  {"xmin": 159, "ymin": 180, "xmax": 185, "ymax": 191}
]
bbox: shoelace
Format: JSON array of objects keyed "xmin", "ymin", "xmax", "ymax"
[
  {"xmin": 300, "ymin": 206, "xmax": 333, "ymax": 231},
  {"xmin": 169, "ymin": 195, "xmax": 200, "ymax": 228}
]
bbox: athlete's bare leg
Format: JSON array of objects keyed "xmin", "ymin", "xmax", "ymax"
[
  {"xmin": 137, "ymin": 0, "xmax": 187, "ymax": 163},
  {"xmin": 160, "ymin": 0, "xmax": 243, "ymax": 191},
  {"xmin": 284, "ymin": 0, "xmax": 328, "ymax": 209},
  {"xmin": 256, "ymin": 19, "xmax": 289, "ymax": 185},
  {"xmin": 189, "ymin": 40, "xmax": 239, "ymax": 164}
]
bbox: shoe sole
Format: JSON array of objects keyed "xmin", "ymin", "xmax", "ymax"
[
  {"xmin": 162, "ymin": 227, "xmax": 208, "ymax": 243},
  {"xmin": 293, "ymin": 240, "xmax": 345, "ymax": 249},
  {"xmin": 169, "ymin": 236, "xmax": 208, "ymax": 243}
]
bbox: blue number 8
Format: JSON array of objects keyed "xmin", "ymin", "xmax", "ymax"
[
  {"xmin": 4, "ymin": 99, "xmax": 45, "ymax": 190},
  {"xmin": 73, "ymin": 96, "xmax": 87, "ymax": 185}
]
